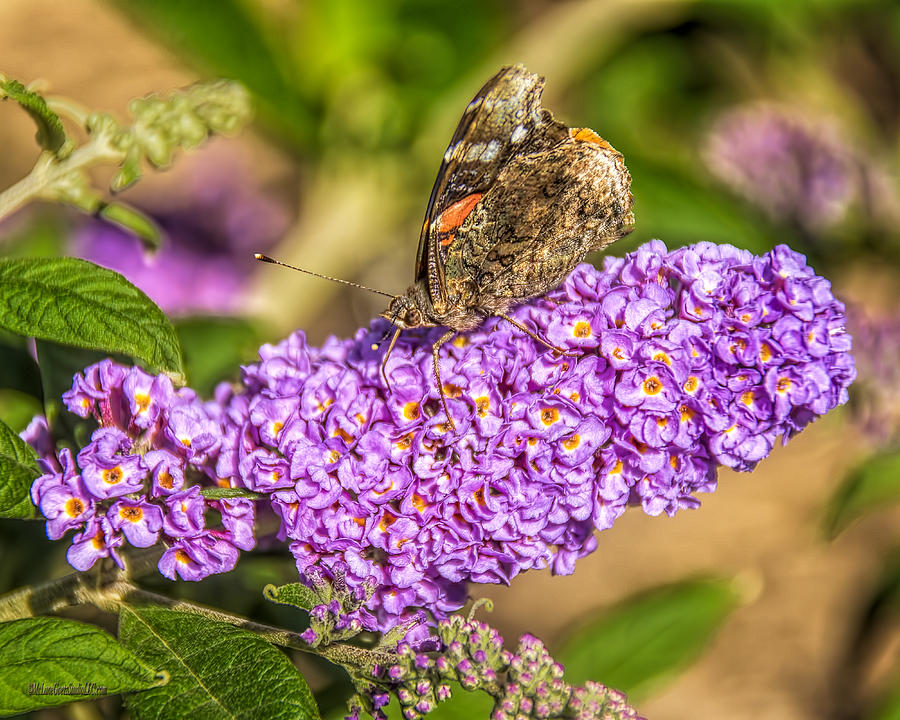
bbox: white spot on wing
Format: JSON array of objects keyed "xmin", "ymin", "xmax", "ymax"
[
  {"xmin": 443, "ymin": 143, "xmax": 456, "ymax": 163},
  {"xmin": 510, "ymin": 124, "xmax": 528, "ymax": 143},
  {"xmin": 464, "ymin": 143, "xmax": 485, "ymax": 162},
  {"xmin": 465, "ymin": 97, "xmax": 483, "ymax": 113},
  {"xmin": 481, "ymin": 139, "xmax": 500, "ymax": 162}
]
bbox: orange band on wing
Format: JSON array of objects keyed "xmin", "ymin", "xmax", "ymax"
[
  {"xmin": 437, "ymin": 193, "xmax": 484, "ymax": 233},
  {"xmin": 571, "ymin": 127, "xmax": 612, "ymax": 150}
]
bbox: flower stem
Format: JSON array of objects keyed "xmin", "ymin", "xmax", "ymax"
[
  {"xmin": 0, "ymin": 140, "xmax": 122, "ymax": 225},
  {"xmin": 45, "ymin": 96, "xmax": 90, "ymax": 127}
]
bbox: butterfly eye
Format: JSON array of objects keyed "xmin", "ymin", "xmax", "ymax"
[{"xmin": 406, "ymin": 308, "xmax": 422, "ymax": 326}]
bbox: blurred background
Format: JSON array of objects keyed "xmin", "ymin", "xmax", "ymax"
[{"xmin": 2, "ymin": 1, "xmax": 900, "ymax": 719}]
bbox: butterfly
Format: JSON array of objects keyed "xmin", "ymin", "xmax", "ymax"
[{"xmin": 380, "ymin": 64, "xmax": 635, "ymax": 430}]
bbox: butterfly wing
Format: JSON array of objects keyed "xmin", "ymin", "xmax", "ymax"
[
  {"xmin": 442, "ymin": 134, "xmax": 634, "ymax": 309},
  {"xmin": 414, "ymin": 64, "xmax": 569, "ymax": 311}
]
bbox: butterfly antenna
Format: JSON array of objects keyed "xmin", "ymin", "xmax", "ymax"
[{"xmin": 254, "ymin": 253, "xmax": 395, "ymax": 299}]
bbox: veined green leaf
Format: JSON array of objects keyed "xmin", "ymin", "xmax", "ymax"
[
  {"xmin": 120, "ymin": 606, "xmax": 320, "ymax": 720},
  {"xmin": 0, "ymin": 417, "xmax": 39, "ymax": 519},
  {"xmin": 0, "ymin": 257, "xmax": 184, "ymax": 380},
  {"xmin": 263, "ymin": 583, "xmax": 318, "ymax": 612},
  {"xmin": 0, "ymin": 617, "xmax": 162, "ymax": 714}
]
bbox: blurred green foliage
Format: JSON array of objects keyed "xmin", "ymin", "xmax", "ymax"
[
  {"xmin": 108, "ymin": 0, "xmax": 900, "ymax": 272},
  {"xmin": 110, "ymin": 0, "xmax": 509, "ymax": 157}
]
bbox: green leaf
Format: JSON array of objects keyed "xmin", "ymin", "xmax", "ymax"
[
  {"xmin": 0, "ymin": 75, "xmax": 68, "ymax": 155},
  {"xmin": 263, "ymin": 583, "xmax": 318, "ymax": 612},
  {"xmin": 199, "ymin": 487, "xmax": 263, "ymax": 500},
  {"xmin": 0, "ymin": 257, "xmax": 184, "ymax": 380},
  {"xmin": 98, "ymin": 202, "xmax": 162, "ymax": 252},
  {"xmin": 119, "ymin": 606, "xmax": 320, "ymax": 720},
  {"xmin": 0, "ymin": 616, "xmax": 162, "ymax": 714},
  {"xmin": 174, "ymin": 316, "xmax": 263, "ymax": 395},
  {"xmin": 823, "ymin": 450, "xmax": 900, "ymax": 539},
  {"xmin": 557, "ymin": 577, "xmax": 740, "ymax": 701},
  {"xmin": 0, "ymin": 416, "xmax": 40, "ymax": 519}
]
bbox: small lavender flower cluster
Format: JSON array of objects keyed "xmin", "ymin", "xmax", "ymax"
[
  {"xmin": 704, "ymin": 103, "xmax": 859, "ymax": 232},
  {"xmin": 845, "ymin": 307, "xmax": 900, "ymax": 445},
  {"xmin": 351, "ymin": 615, "xmax": 643, "ymax": 720},
  {"xmin": 212, "ymin": 240, "xmax": 854, "ymax": 632},
  {"xmin": 26, "ymin": 362, "xmax": 254, "ymax": 579}
]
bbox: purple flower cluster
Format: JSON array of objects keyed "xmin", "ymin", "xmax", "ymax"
[
  {"xmin": 352, "ymin": 615, "xmax": 643, "ymax": 720},
  {"xmin": 211, "ymin": 240, "xmax": 854, "ymax": 632},
  {"xmin": 25, "ymin": 362, "xmax": 254, "ymax": 579},
  {"xmin": 25, "ymin": 240, "xmax": 854, "ymax": 637},
  {"xmin": 845, "ymin": 307, "xmax": 900, "ymax": 445},
  {"xmin": 704, "ymin": 103, "xmax": 859, "ymax": 232}
]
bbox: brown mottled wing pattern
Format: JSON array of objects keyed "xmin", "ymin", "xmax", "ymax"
[
  {"xmin": 414, "ymin": 65, "xmax": 568, "ymax": 310},
  {"xmin": 442, "ymin": 135, "xmax": 635, "ymax": 315}
]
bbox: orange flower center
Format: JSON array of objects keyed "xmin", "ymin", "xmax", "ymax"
[
  {"xmin": 119, "ymin": 506, "xmax": 143, "ymax": 523},
  {"xmin": 573, "ymin": 321, "xmax": 591, "ymax": 338},
  {"xmin": 642, "ymin": 376, "xmax": 663, "ymax": 395},
  {"xmin": 403, "ymin": 401, "xmax": 420, "ymax": 420},
  {"xmin": 442, "ymin": 383, "xmax": 463, "ymax": 398},
  {"xmin": 103, "ymin": 467, "xmax": 123, "ymax": 485},
  {"xmin": 475, "ymin": 396, "xmax": 490, "ymax": 417},
  {"xmin": 65, "ymin": 498, "xmax": 85, "ymax": 517}
]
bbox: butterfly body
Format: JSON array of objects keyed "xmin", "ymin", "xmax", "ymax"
[{"xmin": 381, "ymin": 64, "xmax": 634, "ymax": 426}]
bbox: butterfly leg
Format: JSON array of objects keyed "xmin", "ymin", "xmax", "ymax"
[
  {"xmin": 379, "ymin": 327, "xmax": 403, "ymax": 395},
  {"xmin": 431, "ymin": 329, "xmax": 458, "ymax": 433},
  {"xmin": 496, "ymin": 312, "xmax": 580, "ymax": 357}
]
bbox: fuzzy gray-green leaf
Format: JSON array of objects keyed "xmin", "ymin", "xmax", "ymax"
[
  {"xmin": 263, "ymin": 583, "xmax": 318, "ymax": 612},
  {"xmin": 0, "ymin": 76, "xmax": 68, "ymax": 155}
]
